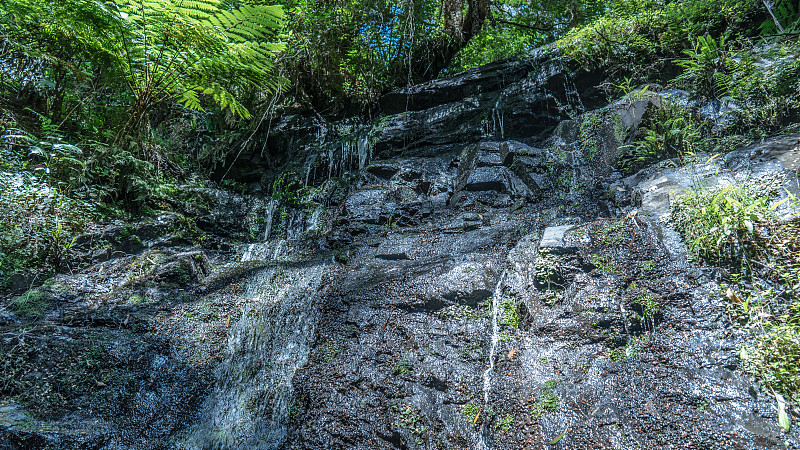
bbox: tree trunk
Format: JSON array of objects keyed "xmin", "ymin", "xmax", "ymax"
[{"xmin": 402, "ymin": 0, "xmax": 490, "ymax": 82}]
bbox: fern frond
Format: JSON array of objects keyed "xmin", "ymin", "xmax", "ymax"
[
  {"xmin": 179, "ymin": 87, "xmax": 205, "ymax": 111},
  {"xmin": 205, "ymin": 4, "xmax": 284, "ymax": 42},
  {"xmin": 172, "ymin": 0, "xmax": 222, "ymax": 21}
]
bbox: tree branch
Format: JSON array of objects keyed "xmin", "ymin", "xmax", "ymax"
[
  {"xmin": 495, "ymin": 19, "xmax": 555, "ymax": 32},
  {"xmin": 493, "ymin": 9, "xmax": 574, "ymax": 33}
]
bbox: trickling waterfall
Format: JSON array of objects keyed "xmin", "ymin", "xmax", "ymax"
[
  {"xmin": 492, "ymin": 98, "xmax": 506, "ymax": 139},
  {"xmin": 477, "ymin": 273, "xmax": 508, "ymax": 449},
  {"xmin": 303, "ymin": 153, "xmax": 318, "ymax": 187},
  {"xmin": 356, "ymin": 132, "xmax": 372, "ymax": 171},
  {"xmin": 482, "ymin": 277, "xmax": 504, "ymax": 405},
  {"xmin": 285, "ymin": 208, "xmax": 307, "ymax": 240},
  {"xmin": 263, "ymin": 198, "xmax": 278, "ymax": 241},
  {"xmin": 183, "ymin": 254, "xmax": 327, "ymax": 449},
  {"xmin": 302, "ymin": 121, "xmax": 373, "ymax": 185}
]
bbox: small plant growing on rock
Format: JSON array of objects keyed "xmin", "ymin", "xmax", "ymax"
[
  {"xmin": 533, "ymin": 250, "xmax": 567, "ymax": 291},
  {"xmin": 609, "ymin": 335, "xmax": 648, "ymax": 362},
  {"xmin": 617, "ymin": 102, "xmax": 709, "ymax": 175},
  {"xmin": 458, "ymin": 341, "xmax": 482, "ymax": 361},
  {"xmin": 588, "ymin": 254, "xmax": 618, "ymax": 274},
  {"xmin": 271, "ymin": 172, "xmax": 311, "ymax": 209},
  {"xmin": 495, "ymin": 414, "xmax": 514, "ymax": 433},
  {"xmin": 394, "ymin": 403, "xmax": 427, "ymax": 437},
  {"xmin": 462, "ymin": 399, "xmax": 482, "ymax": 425},
  {"xmin": 393, "ymin": 354, "xmax": 412, "ymax": 375},
  {"xmin": 320, "ymin": 342, "xmax": 343, "ymax": 363},
  {"xmin": 11, "ymin": 289, "xmax": 51, "ymax": 318},
  {"xmin": 740, "ymin": 323, "xmax": 800, "ymax": 404},
  {"xmin": 530, "ymin": 380, "xmax": 559, "ymax": 419},
  {"xmin": 670, "ymin": 183, "xmax": 777, "ymax": 265},
  {"xmin": 594, "ymin": 219, "xmax": 626, "ymax": 246},
  {"xmin": 499, "ymin": 298, "xmax": 520, "ymax": 328}
]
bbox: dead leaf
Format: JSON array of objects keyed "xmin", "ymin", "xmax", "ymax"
[
  {"xmin": 507, "ymin": 348, "xmax": 518, "ymax": 360},
  {"xmin": 726, "ymin": 288, "xmax": 743, "ymax": 303},
  {"xmin": 472, "ymin": 406, "xmax": 481, "ymax": 425}
]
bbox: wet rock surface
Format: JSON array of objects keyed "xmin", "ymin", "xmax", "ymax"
[{"xmin": 2, "ymin": 53, "xmax": 800, "ymax": 450}]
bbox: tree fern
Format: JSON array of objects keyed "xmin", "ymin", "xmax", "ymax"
[
  {"xmin": 1, "ymin": 0, "xmax": 285, "ymax": 139},
  {"xmin": 108, "ymin": 0, "xmax": 286, "ymax": 136}
]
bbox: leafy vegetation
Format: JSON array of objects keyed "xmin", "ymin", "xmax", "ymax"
[
  {"xmin": 670, "ymin": 183, "xmax": 778, "ymax": 265},
  {"xmin": 11, "ymin": 288, "xmax": 52, "ymax": 317},
  {"xmin": 0, "ymin": 0, "xmax": 285, "ymax": 140},
  {"xmin": 556, "ymin": 0, "xmax": 763, "ymax": 80},
  {"xmin": 530, "ymin": 380, "xmax": 559, "ymax": 419},
  {"xmin": 462, "ymin": 399, "xmax": 482, "ymax": 424},
  {"xmin": 499, "ymin": 298, "xmax": 520, "ymax": 328},
  {"xmin": 741, "ymin": 323, "xmax": 800, "ymax": 403},
  {"xmin": 495, "ymin": 414, "xmax": 514, "ymax": 433},
  {"xmin": 0, "ymin": 0, "xmax": 287, "ymax": 285},
  {"xmin": 672, "ymin": 184, "xmax": 800, "ymax": 408},
  {"xmin": 609, "ymin": 335, "xmax": 649, "ymax": 361},
  {"xmin": 280, "ymin": 0, "xmax": 608, "ymax": 109},
  {"xmin": 618, "ymin": 101, "xmax": 710, "ymax": 174}
]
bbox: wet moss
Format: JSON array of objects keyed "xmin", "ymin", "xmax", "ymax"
[{"xmin": 11, "ymin": 289, "xmax": 52, "ymax": 318}]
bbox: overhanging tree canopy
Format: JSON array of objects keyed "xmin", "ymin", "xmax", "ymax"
[
  {"xmin": 280, "ymin": 0, "xmax": 608, "ymax": 111},
  {"xmin": 0, "ymin": 0, "xmax": 286, "ymax": 140}
]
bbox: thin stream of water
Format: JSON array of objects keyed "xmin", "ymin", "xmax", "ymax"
[{"xmin": 477, "ymin": 273, "xmax": 507, "ymax": 449}]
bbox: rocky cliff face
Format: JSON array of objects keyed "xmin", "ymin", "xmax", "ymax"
[{"xmin": 2, "ymin": 51, "xmax": 800, "ymax": 449}]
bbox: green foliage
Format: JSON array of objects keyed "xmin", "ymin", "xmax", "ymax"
[
  {"xmin": 320, "ymin": 342, "xmax": 343, "ymax": 362},
  {"xmin": 557, "ymin": 0, "xmax": 761, "ymax": 78},
  {"xmin": 495, "ymin": 415, "xmax": 514, "ymax": 433},
  {"xmin": 448, "ymin": 26, "xmax": 544, "ymax": 74},
  {"xmin": 534, "ymin": 250, "xmax": 566, "ymax": 292},
  {"xmin": 394, "ymin": 403, "xmax": 427, "ymax": 437},
  {"xmin": 393, "ymin": 355, "xmax": 412, "ymax": 375},
  {"xmin": 594, "ymin": 219, "xmax": 626, "ymax": 245},
  {"xmin": 0, "ymin": 171, "xmax": 95, "ymax": 279},
  {"xmin": 11, "ymin": 288, "xmax": 52, "ymax": 317},
  {"xmin": 588, "ymin": 254, "xmax": 618, "ymax": 273},
  {"xmin": 112, "ymin": 0, "xmax": 286, "ymax": 139},
  {"xmin": 458, "ymin": 341, "xmax": 482, "ymax": 360},
  {"xmin": 280, "ymin": 0, "xmax": 610, "ymax": 108},
  {"xmin": 618, "ymin": 101, "xmax": 710, "ymax": 174},
  {"xmin": 579, "ymin": 111, "xmax": 603, "ymax": 159},
  {"xmin": 675, "ymin": 181, "xmax": 799, "ymax": 408},
  {"xmin": 280, "ymin": 0, "xmax": 442, "ymax": 107},
  {"xmin": 449, "ymin": 0, "xmax": 608, "ymax": 72},
  {"xmin": 675, "ymin": 35, "xmax": 732, "ymax": 99},
  {"xmin": 499, "ymin": 298, "xmax": 520, "ymax": 328},
  {"xmin": 741, "ymin": 323, "xmax": 800, "ymax": 403},
  {"xmin": 530, "ymin": 380, "xmax": 559, "ymax": 419},
  {"xmin": 462, "ymin": 399, "xmax": 482, "ymax": 424},
  {"xmin": 0, "ymin": 0, "xmax": 285, "ymax": 143},
  {"xmin": 759, "ymin": 0, "xmax": 800, "ymax": 34},
  {"xmin": 271, "ymin": 172, "xmax": 310, "ymax": 208},
  {"xmin": 720, "ymin": 218, "xmax": 800, "ymax": 407},
  {"xmin": 717, "ymin": 43, "xmax": 800, "ymax": 134},
  {"xmin": 670, "ymin": 184, "xmax": 777, "ymax": 265},
  {"xmin": 609, "ymin": 335, "xmax": 648, "ymax": 361}
]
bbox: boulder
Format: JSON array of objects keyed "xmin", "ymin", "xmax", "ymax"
[
  {"xmin": 375, "ymin": 237, "xmax": 416, "ymax": 260},
  {"xmin": 345, "ymin": 189, "xmax": 399, "ymax": 224}
]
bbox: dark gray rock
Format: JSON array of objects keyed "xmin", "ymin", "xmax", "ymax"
[
  {"xmin": 372, "ymin": 51, "xmax": 604, "ymax": 158},
  {"xmin": 366, "ymin": 163, "xmax": 400, "ymax": 179},
  {"xmin": 375, "ymin": 237, "xmax": 416, "ymax": 260},
  {"xmin": 151, "ymin": 251, "xmax": 210, "ymax": 285},
  {"xmin": 345, "ymin": 189, "xmax": 398, "ymax": 224}
]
